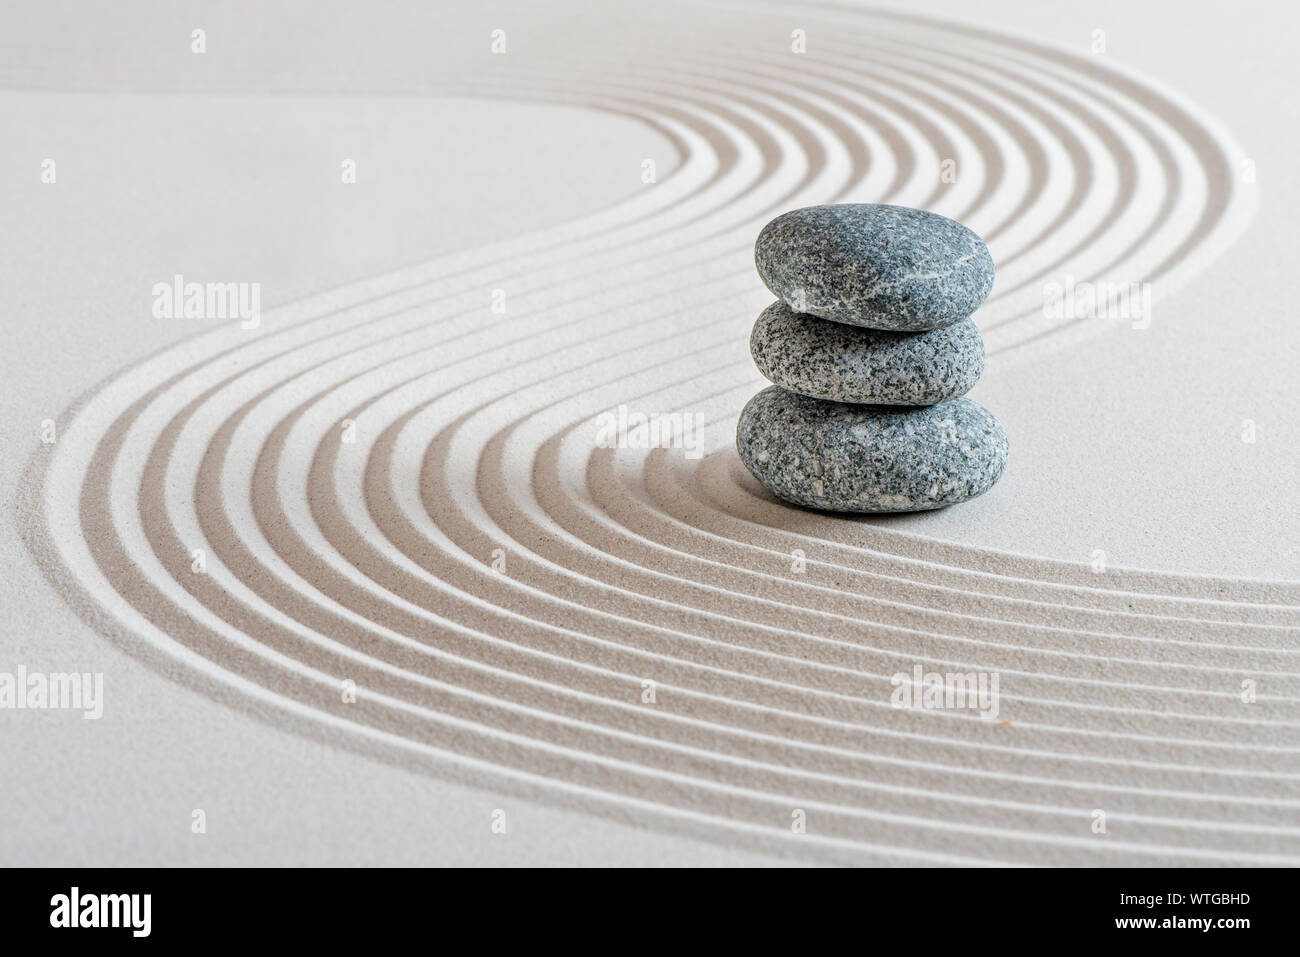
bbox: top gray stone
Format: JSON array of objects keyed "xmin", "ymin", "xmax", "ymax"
[{"xmin": 754, "ymin": 204, "xmax": 995, "ymax": 331}]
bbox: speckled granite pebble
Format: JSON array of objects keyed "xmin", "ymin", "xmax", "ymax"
[
  {"xmin": 750, "ymin": 301, "xmax": 984, "ymax": 405},
  {"xmin": 754, "ymin": 204, "xmax": 995, "ymax": 331},
  {"xmin": 736, "ymin": 387, "xmax": 1007, "ymax": 512}
]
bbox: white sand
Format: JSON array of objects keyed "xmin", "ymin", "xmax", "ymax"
[{"xmin": 3, "ymin": 0, "xmax": 1299, "ymax": 865}]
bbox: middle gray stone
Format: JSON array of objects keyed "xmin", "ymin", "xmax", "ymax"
[{"xmin": 749, "ymin": 300, "xmax": 985, "ymax": 405}]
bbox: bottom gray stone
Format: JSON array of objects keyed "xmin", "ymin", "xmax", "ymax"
[{"xmin": 736, "ymin": 386, "xmax": 1008, "ymax": 513}]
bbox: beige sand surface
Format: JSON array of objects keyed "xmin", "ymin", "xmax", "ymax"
[{"xmin": 3, "ymin": 0, "xmax": 1299, "ymax": 865}]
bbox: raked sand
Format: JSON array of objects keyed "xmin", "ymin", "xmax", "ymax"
[{"xmin": 3, "ymin": 0, "xmax": 1300, "ymax": 865}]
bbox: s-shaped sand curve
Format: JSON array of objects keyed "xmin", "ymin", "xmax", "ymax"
[{"xmin": 23, "ymin": 2, "xmax": 1286, "ymax": 865}]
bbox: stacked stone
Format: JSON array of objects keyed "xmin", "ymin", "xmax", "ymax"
[{"xmin": 737, "ymin": 204, "xmax": 1008, "ymax": 513}]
